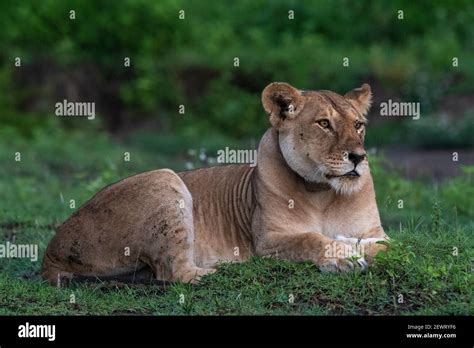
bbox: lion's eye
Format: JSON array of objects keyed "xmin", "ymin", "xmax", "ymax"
[
  {"xmin": 355, "ymin": 121, "xmax": 364, "ymax": 130},
  {"xmin": 317, "ymin": 119, "xmax": 330, "ymax": 129}
]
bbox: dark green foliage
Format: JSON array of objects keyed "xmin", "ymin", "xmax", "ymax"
[{"xmin": 0, "ymin": 1, "xmax": 474, "ymax": 146}]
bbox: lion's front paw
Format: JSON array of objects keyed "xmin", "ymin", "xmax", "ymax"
[
  {"xmin": 363, "ymin": 242, "xmax": 388, "ymax": 262},
  {"xmin": 318, "ymin": 257, "xmax": 368, "ymax": 273},
  {"xmin": 317, "ymin": 239, "xmax": 368, "ymax": 272},
  {"xmin": 335, "ymin": 235, "xmax": 389, "ymax": 263}
]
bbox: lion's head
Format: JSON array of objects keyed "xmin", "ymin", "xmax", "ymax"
[{"xmin": 262, "ymin": 82, "xmax": 373, "ymax": 195}]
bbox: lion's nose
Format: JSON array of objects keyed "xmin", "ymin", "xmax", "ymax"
[{"xmin": 348, "ymin": 152, "xmax": 366, "ymax": 166}]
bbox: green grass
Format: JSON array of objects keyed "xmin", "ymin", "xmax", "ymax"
[
  {"xmin": 0, "ymin": 224, "xmax": 472, "ymax": 315},
  {"xmin": 0, "ymin": 126, "xmax": 472, "ymax": 315}
]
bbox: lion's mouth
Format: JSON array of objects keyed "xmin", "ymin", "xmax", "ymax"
[
  {"xmin": 342, "ymin": 170, "xmax": 360, "ymax": 177},
  {"xmin": 326, "ymin": 170, "xmax": 360, "ymax": 179}
]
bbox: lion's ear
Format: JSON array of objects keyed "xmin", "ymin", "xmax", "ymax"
[
  {"xmin": 262, "ymin": 82, "xmax": 305, "ymax": 127},
  {"xmin": 344, "ymin": 83, "xmax": 372, "ymax": 116}
]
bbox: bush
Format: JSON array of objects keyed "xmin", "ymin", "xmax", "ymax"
[{"xmin": 1, "ymin": 1, "xmax": 474, "ymax": 141}]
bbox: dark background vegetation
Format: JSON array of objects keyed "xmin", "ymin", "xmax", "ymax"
[
  {"xmin": 1, "ymin": 1, "xmax": 474, "ymax": 146},
  {"xmin": 0, "ymin": 1, "xmax": 472, "ymax": 315}
]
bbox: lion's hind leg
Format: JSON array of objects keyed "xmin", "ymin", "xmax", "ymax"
[{"xmin": 140, "ymin": 170, "xmax": 216, "ymax": 284}]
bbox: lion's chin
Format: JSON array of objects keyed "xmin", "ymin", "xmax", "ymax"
[{"xmin": 327, "ymin": 176, "xmax": 365, "ymax": 196}]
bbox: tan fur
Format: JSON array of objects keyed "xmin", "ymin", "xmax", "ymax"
[{"xmin": 42, "ymin": 82, "xmax": 388, "ymax": 286}]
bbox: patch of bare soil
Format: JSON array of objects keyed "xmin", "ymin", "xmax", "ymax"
[{"xmin": 382, "ymin": 148, "xmax": 474, "ymax": 181}]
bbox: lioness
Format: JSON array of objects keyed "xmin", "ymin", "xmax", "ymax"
[{"xmin": 42, "ymin": 82, "xmax": 389, "ymax": 286}]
